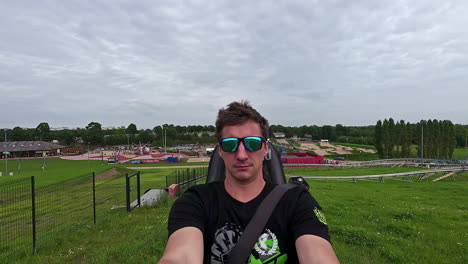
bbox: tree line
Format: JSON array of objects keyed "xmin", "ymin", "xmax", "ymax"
[
  {"xmin": 2, "ymin": 122, "xmax": 217, "ymax": 147},
  {"xmin": 374, "ymin": 119, "xmax": 464, "ymax": 159},
  {"xmin": 3, "ymin": 121, "xmax": 467, "ymax": 154}
]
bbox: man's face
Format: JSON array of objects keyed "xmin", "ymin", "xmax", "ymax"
[{"xmin": 219, "ymin": 120, "xmax": 268, "ymax": 183}]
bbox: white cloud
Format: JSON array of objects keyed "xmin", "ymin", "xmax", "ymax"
[{"xmin": 0, "ymin": 0, "xmax": 467, "ymax": 128}]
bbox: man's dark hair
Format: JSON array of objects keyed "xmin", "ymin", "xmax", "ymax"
[{"xmin": 215, "ymin": 101, "xmax": 269, "ymax": 140}]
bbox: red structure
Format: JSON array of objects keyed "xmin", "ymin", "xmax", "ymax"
[{"xmin": 281, "ymin": 152, "xmax": 324, "ymax": 165}]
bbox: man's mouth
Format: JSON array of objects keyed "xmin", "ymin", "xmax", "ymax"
[{"xmin": 235, "ymin": 164, "xmax": 252, "ymax": 169}]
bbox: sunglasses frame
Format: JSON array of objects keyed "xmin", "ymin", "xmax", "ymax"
[{"xmin": 219, "ymin": 137, "xmax": 266, "ymax": 152}]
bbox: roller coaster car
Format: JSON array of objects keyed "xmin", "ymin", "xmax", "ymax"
[{"xmin": 206, "ymin": 142, "xmax": 309, "ymax": 190}]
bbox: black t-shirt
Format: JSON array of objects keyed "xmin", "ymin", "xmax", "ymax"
[{"xmin": 168, "ymin": 181, "xmax": 330, "ymax": 264}]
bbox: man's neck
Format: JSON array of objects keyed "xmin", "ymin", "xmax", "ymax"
[{"xmin": 224, "ymin": 174, "xmax": 266, "ymax": 203}]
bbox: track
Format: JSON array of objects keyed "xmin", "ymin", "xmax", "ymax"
[{"xmin": 287, "ymin": 167, "xmax": 466, "ymax": 181}]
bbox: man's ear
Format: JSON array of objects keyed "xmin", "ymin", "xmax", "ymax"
[
  {"xmin": 264, "ymin": 140, "xmax": 269, "ymax": 157},
  {"xmin": 218, "ymin": 144, "xmax": 224, "ymax": 159}
]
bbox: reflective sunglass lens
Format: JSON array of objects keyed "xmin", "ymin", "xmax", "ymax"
[
  {"xmin": 221, "ymin": 138, "xmax": 239, "ymax": 152},
  {"xmin": 244, "ymin": 137, "xmax": 263, "ymax": 151}
]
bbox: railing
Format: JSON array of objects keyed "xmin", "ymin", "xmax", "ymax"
[
  {"xmin": 287, "ymin": 167, "xmax": 466, "ymax": 182},
  {"xmin": 165, "ymin": 167, "xmax": 208, "ymax": 191}
]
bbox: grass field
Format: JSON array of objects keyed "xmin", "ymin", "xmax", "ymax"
[
  {"xmin": 1, "ymin": 158, "xmax": 467, "ymax": 263},
  {"xmin": 334, "ymin": 143, "xmax": 377, "ymax": 150},
  {"xmin": 325, "ymin": 144, "xmax": 468, "ymax": 161},
  {"xmin": 453, "ymin": 148, "xmax": 468, "ymax": 160},
  {"xmin": 0, "ymin": 158, "xmax": 114, "ymax": 187}
]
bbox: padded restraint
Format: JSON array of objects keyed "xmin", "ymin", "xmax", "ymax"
[{"xmin": 206, "ymin": 142, "xmax": 286, "ymax": 184}]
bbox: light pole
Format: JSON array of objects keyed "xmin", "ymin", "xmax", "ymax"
[{"xmin": 127, "ymin": 134, "xmax": 130, "ymax": 153}]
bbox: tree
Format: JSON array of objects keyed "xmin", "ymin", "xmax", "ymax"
[
  {"xmin": 321, "ymin": 126, "xmax": 336, "ymax": 141},
  {"xmin": 55, "ymin": 129, "xmax": 76, "ymax": 145},
  {"xmin": 374, "ymin": 120, "xmax": 383, "ymax": 158},
  {"xmin": 36, "ymin": 122, "xmax": 50, "ymax": 141},
  {"xmin": 454, "ymin": 125, "xmax": 468, "ymax": 147},
  {"xmin": 84, "ymin": 122, "xmax": 103, "ymax": 145},
  {"xmin": 400, "ymin": 121, "xmax": 411, "ymax": 158},
  {"xmin": 388, "ymin": 118, "xmax": 395, "ymax": 158},
  {"xmin": 126, "ymin": 123, "xmax": 137, "ymax": 135},
  {"xmin": 11, "ymin": 127, "xmax": 26, "ymax": 141},
  {"xmin": 381, "ymin": 119, "xmax": 391, "ymax": 158},
  {"xmin": 137, "ymin": 129, "xmax": 154, "ymax": 143}
]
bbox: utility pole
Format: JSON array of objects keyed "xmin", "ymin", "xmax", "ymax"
[
  {"xmin": 87, "ymin": 143, "xmax": 90, "ymax": 168},
  {"xmin": 421, "ymin": 125, "xmax": 424, "ymax": 165},
  {"xmin": 4, "ymin": 129, "xmax": 7, "ymax": 177},
  {"xmin": 164, "ymin": 128, "xmax": 167, "ymax": 154},
  {"xmin": 127, "ymin": 134, "xmax": 130, "ymax": 154},
  {"xmin": 465, "ymin": 135, "xmax": 467, "ymax": 163},
  {"xmin": 160, "ymin": 125, "xmax": 165, "ymax": 153}
]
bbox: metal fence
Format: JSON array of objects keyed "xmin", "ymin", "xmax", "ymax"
[
  {"xmin": 126, "ymin": 172, "xmax": 141, "ymax": 212},
  {"xmin": 0, "ymin": 170, "xmax": 133, "ymax": 258},
  {"xmin": 165, "ymin": 167, "xmax": 208, "ymax": 191}
]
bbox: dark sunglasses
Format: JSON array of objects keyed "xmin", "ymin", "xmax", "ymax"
[{"xmin": 219, "ymin": 137, "xmax": 266, "ymax": 152}]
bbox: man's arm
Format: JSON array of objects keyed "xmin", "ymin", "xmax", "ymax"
[
  {"xmin": 296, "ymin": 235, "xmax": 340, "ymax": 264},
  {"xmin": 158, "ymin": 227, "xmax": 204, "ymax": 264}
]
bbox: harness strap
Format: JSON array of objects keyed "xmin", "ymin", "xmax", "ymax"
[{"xmin": 228, "ymin": 183, "xmax": 297, "ymax": 264}]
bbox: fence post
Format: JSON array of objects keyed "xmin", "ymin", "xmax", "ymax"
[
  {"xmin": 31, "ymin": 176, "xmax": 37, "ymax": 255},
  {"xmin": 125, "ymin": 173, "xmax": 130, "ymax": 212},
  {"xmin": 137, "ymin": 172, "xmax": 141, "ymax": 207},
  {"xmin": 93, "ymin": 172, "xmax": 96, "ymax": 225}
]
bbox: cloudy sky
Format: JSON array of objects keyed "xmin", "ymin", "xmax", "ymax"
[{"xmin": 1, "ymin": 0, "xmax": 467, "ymax": 129}]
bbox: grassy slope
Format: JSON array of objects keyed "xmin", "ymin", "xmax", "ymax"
[
  {"xmin": 307, "ymin": 175, "xmax": 467, "ymax": 264},
  {"xmin": 2, "ymin": 161, "xmax": 467, "ymax": 263},
  {"xmin": 452, "ymin": 148, "xmax": 467, "ymax": 160},
  {"xmin": 334, "ymin": 143, "xmax": 377, "ymax": 150}
]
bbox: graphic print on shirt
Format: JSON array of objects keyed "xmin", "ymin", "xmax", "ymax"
[
  {"xmin": 210, "ymin": 224, "xmax": 287, "ymax": 264},
  {"xmin": 250, "ymin": 229, "xmax": 288, "ymax": 263},
  {"xmin": 210, "ymin": 223, "xmax": 243, "ymax": 263}
]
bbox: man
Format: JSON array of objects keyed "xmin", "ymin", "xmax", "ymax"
[{"xmin": 159, "ymin": 101, "xmax": 339, "ymax": 264}]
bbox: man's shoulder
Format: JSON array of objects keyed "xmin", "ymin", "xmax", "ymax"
[{"xmin": 270, "ymin": 182, "xmax": 314, "ymax": 205}]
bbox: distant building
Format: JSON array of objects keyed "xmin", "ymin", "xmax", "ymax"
[
  {"xmin": 1, "ymin": 141, "xmax": 65, "ymax": 158},
  {"xmin": 273, "ymin": 132, "xmax": 286, "ymax": 138},
  {"xmin": 196, "ymin": 131, "xmax": 215, "ymax": 137},
  {"xmin": 281, "ymin": 152, "xmax": 324, "ymax": 165},
  {"xmin": 50, "ymin": 127, "xmax": 70, "ymax": 131}
]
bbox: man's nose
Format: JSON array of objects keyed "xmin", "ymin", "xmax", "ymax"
[{"xmin": 235, "ymin": 142, "xmax": 249, "ymax": 160}]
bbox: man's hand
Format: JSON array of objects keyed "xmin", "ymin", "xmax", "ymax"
[
  {"xmin": 158, "ymin": 227, "xmax": 203, "ymax": 264},
  {"xmin": 296, "ymin": 235, "xmax": 340, "ymax": 264}
]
